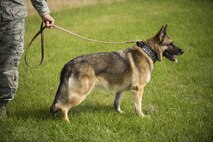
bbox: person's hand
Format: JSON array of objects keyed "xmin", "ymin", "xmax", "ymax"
[{"xmin": 42, "ymin": 14, "xmax": 55, "ymax": 29}]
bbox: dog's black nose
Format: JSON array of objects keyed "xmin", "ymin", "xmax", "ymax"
[
  {"xmin": 50, "ymin": 103, "xmax": 59, "ymax": 114},
  {"xmin": 179, "ymin": 49, "xmax": 184, "ymax": 54}
]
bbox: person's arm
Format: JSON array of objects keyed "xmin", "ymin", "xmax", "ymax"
[{"xmin": 31, "ymin": 0, "xmax": 54, "ymax": 28}]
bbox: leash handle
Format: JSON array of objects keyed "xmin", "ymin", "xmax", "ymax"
[{"xmin": 24, "ymin": 22, "xmax": 45, "ymax": 67}]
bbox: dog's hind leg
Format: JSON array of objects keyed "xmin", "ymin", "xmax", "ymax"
[
  {"xmin": 59, "ymin": 93, "xmax": 88, "ymax": 122},
  {"xmin": 114, "ymin": 92, "xmax": 124, "ymax": 113},
  {"xmin": 61, "ymin": 72, "xmax": 96, "ymax": 122}
]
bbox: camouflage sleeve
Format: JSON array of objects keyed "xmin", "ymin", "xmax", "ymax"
[{"xmin": 31, "ymin": 0, "xmax": 50, "ymax": 17}]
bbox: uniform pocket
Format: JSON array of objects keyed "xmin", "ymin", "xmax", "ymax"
[
  {"xmin": 13, "ymin": 0, "xmax": 25, "ymax": 6},
  {"xmin": 1, "ymin": 0, "xmax": 27, "ymax": 20},
  {"xmin": 12, "ymin": 0, "xmax": 27, "ymax": 17}
]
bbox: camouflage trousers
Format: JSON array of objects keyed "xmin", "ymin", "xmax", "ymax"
[{"xmin": 0, "ymin": 18, "xmax": 25, "ymax": 101}]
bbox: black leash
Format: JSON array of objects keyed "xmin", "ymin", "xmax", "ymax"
[{"xmin": 24, "ymin": 22, "xmax": 45, "ymax": 67}]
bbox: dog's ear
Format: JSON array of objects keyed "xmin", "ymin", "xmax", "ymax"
[
  {"xmin": 164, "ymin": 25, "xmax": 167, "ymax": 34},
  {"xmin": 155, "ymin": 25, "xmax": 168, "ymax": 43},
  {"xmin": 154, "ymin": 25, "xmax": 168, "ymax": 61}
]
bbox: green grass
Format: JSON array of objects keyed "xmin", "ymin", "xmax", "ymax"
[{"xmin": 1, "ymin": 0, "xmax": 213, "ymax": 141}]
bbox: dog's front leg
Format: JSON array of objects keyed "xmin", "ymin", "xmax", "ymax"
[
  {"xmin": 61, "ymin": 108, "xmax": 69, "ymax": 122},
  {"xmin": 132, "ymin": 85, "xmax": 145, "ymax": 117},
  {"xmin": 114, "ymin": 92, "xmax": 124, "ymax": 113}
]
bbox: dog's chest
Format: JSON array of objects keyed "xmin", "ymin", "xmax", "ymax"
[
  {"xmin": 145, "ymin": 71, "xmax": 151, "ymax": 83},
  {"xmin": 138, "ymin": 68, "xmax": 152, "ymax": 85}
]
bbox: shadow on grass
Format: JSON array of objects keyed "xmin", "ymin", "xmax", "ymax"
[
  {"xmin": 71, "ymin": 103, "xmax": 113, "ymax": 115},
  {"xmin": 12, "ymin": 103, "xmax": 114, "ymax": 121}
]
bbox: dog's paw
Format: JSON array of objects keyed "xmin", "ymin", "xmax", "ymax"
[
  {"xmin": 116, "ymin": 108, "xmax": 125, "ymax": 114},
  {"xmin": 118, "ymin": 110, "xmax": 125, "ymax": 114},
  {"xmin": 136, "ymin": 111, "xmax": 145, "ymax": 117},
  {"xmin": 114, "ymin": 106, "xmax": 125, "ymax": 114}
]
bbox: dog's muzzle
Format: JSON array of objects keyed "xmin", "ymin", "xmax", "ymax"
[
  {"xmin": 50, "ymin": 103, "xmax": 59, "ymax": 115},
  {"xmin": 163, "ymin": 48, "xmax": 184, "ymax": 62}
]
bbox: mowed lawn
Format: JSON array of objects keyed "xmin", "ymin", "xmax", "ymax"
[{"xmin": 1, "ymin": 0, "xmax": 213, "ymax": 141}]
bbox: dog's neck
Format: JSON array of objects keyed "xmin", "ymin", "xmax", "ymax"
[{"xmin": 136, "ymin": 41, "xmax": 158, "ymax": 63}]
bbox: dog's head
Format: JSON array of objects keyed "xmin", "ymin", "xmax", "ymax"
[{"xmin": 151, "ymin": 25, "xmax": 184, "ymax": 62}]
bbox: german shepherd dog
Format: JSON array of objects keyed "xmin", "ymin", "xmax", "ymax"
[{"xmin": 50, "ymin": 25, "xmax": 184, "ymax": 122}]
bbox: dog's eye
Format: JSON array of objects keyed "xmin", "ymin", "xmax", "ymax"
[{"xmin": 168, "ymin": 42, "xmax": 174, "ymax": 46}]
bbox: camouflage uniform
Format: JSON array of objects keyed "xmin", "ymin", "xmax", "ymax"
[{"xmin": 0, "ymin": 0, "xmax": 50, "ymax": 102}]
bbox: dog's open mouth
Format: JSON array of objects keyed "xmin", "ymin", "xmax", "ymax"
[
  {"xmin": 163, "ymin": 52, "xmax": 178, "ymax": 62},
  {"xmin": 163, "ymin": 49, "xmax": 184, "ymax": 63}
]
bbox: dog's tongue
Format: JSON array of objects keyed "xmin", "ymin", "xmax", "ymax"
[{"xmin": 171, "ymin": 55, "xmax": 178, "ymax": 63}]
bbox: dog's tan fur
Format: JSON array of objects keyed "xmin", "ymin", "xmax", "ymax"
[{"xmin": 50, "ymin": 25, "xmax": 184, "ymax": 122}]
